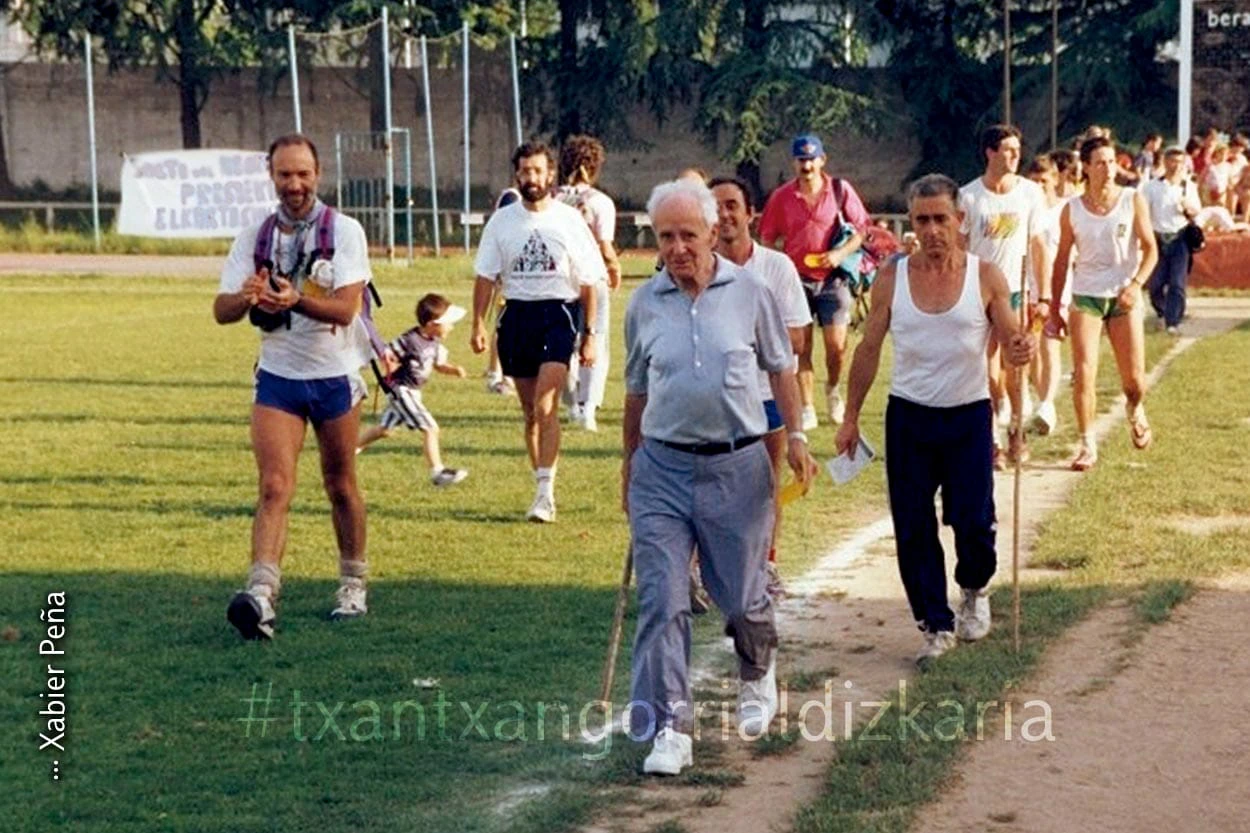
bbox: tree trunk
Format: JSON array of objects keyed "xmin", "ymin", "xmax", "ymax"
[
  {"xmin": 0, "ymin": 105, "xmax": 15, "ymax": 196},
  {"xmin": 556, "ymin": 0, "xmax": 581, "ymax": 139},
  {"xmin": 176, "ymin": 0, "xmax": 203, "ymax": 148},
  {"xmin": 366, "ymin": 23, "xmax": 387, "ymax": 134}
]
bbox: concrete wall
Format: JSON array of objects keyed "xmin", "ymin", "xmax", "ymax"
[{"xmin": 0, "ymin": 60, "xmax": 923, "ymax": 211}]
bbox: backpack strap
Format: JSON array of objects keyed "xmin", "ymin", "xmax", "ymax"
[
  {"xmin": 252, "ymin": 213, "xmax": 279, "ymax": 273},
  {"xmin": 311, "ymin": 206, "xmax": 337, "ymax": 262}
]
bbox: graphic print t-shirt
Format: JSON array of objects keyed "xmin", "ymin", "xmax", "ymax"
[
  {"xmin": 958, "ymin": 177, "xmax": 1044, "ymax": 294},
  {"xmin": 473, "ymin": 201, "xmax": 607, "ymax": 302},
  {"xmin": 388, "ymin": 327, "xmax": 448, "ymax": 389}
]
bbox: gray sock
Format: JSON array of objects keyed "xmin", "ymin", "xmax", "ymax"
[
  {"xmin": 339, "ymin": 558, "xmax": 368, "ymax": 585},
  {"xmin": 247, "ymin": 563, "xmax": 281, "ymax": 599}
]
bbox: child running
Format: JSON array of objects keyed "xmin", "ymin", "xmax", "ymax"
[{"xmin": 358, "ymin": 293, "xmax": 470, "ymax": 486}]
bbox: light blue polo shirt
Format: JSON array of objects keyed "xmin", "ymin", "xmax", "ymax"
[{"xmin": 624, "ymin": 255, "xmax": 793, "ymax": 445}]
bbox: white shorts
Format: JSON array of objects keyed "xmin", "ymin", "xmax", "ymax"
[{"xmin": 380, "ymin": 386, "xmax": 438, "ymax": 432}]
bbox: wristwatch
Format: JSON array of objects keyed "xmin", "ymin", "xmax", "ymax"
[{"xmin": 584, "ymin": 326, "xmax": 599, "ymax": 336}]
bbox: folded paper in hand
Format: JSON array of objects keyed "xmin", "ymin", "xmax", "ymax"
[{"xmin": 826, "ymin": 437, "xmax": 875, "ymax": 485}]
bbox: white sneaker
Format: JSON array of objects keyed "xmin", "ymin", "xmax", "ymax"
[
  {"xmin": 431, "ymin": 468, "xmax": 469, "ymax": 487},
  {"xmin": 826, "ymin": 386, "xmax": 846, "ymax": 424},
  {"xmin": 955, "ymin": 587, "xmax": 991, "ymax": 642},
  {"xmin": 1032, "ymin": 400, "xmax": 1057, "ymax": 436},
  {"xmin": 567, "ymin": 403, "xmax": 584, "ymax": 425},
  {"xmin": 801, "ymin": 405, "xmax": 818, "ymax": 431},
  {"xmin": 526, "ymin": 492, "xmax": 556, "ymax": 523},
  {"xmin": 642, "ymin": 727, "xmax": 693, "ymax": 776},
  {"xmin": 737, "ymin": 655, "xmax": 778, "ymax": 737},
  {"xmin": 330, "ymin": 577, "xmax": 368, "ymax": 620},
  {"xmin": 581, "ymin": 407, "xmax": 598, "ymax": 433},
  {"xmin": 915, "ymin": 630, "xmax": 956, "ymax": 666},
  {"xmin": 227, "ymin": 587, "xmax": 276, "ymax": 640}
]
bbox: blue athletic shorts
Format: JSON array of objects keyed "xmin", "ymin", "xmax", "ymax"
[
  {"xmin": 496, "ymin": 299, "xmax": 582, "ymax": 379},
  {"xmin": 763, "ymin": 399, "xmax": 783, "ymax": 432},
  {"xmin": 254, "ymin": 369, "xmax": 364, "ymax": 424},
  {"xmin": 801, "ymin": 278, "xmax": 852, "ymax": 327}
]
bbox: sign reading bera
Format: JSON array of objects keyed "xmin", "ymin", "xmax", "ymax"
[
  {"xmin": 1193, "ymin": 0, "xmax": 1250, "ymax": 132},
  {"xmin": 118, "ymin": 149, "xmax": 277, "ymax": 238}
]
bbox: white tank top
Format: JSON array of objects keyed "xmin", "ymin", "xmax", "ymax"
[
  {"xmin": 1068, "ymin": 189, "xmax": 1139, "ymax": 298},
  {"xmin": 890, "ymin": 255, "xmax": 990, "ymax": 408}
]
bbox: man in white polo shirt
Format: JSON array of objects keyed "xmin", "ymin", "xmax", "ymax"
[
  {"xmin": 470, "ymin": 141, "xmax": 607, "ymax": 522},
  {"xmin": 710, "ymin": 175, "xmax": 811, "ymax": 598}
]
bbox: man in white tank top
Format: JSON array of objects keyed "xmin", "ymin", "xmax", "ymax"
[
  {"xmin": 835, "ymin": 174, "xmax": 1036, "ymax": 666},
  {"xmin": 959, "ymin": 125, "xmax": 1048, "ymax": 469}
]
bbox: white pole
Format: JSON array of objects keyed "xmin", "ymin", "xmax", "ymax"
[
  {"xmin": 520, "ymin": 0, "xmax": 528, "ymax": 38},
  {"xmin": 510, "ymin": 33, "xmax": 523, "ymax": 145},
  {"xmin": 1178, "ymin": 0, "xmax": 1193, "ymax": 143},
  {"xmin": 462, "ymin": 21, "xmax": 470, "ymax": 253},
  {"xmin": 288, "ymin": 25, "xmax": 302, "ymax": 132},
  {"xmin": 420, "ymin": 36, "xmax": 441, "ymax": 256},
  {"xmin": 382, "ymin": 7, "xmax": 396, "ymax": 262},
  {"xmin": 84, "ymin": 36, "xmax": 101, "ymax": 251}
]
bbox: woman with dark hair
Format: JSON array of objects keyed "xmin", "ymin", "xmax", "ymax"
[{"xmin": 1046, "ymin": 136, "xmax": 1159, "ymax": 471}]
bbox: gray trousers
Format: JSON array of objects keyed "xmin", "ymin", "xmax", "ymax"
[{"xmin": 627, "ymin": 438, "xmax": 778, "ymax": 738}]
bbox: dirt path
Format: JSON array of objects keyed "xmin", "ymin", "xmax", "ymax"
[{"xmin": 579, "ymin": 296, "xmax": 1250, "ymax": 833}]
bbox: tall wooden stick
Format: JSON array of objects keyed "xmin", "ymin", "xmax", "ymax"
[
  {"xmin": 1012, "ymin": 285, "xmax": 1029, "ymax": 652},
  {"xmin": 599, "ymin": 544, "xmax": 634, "ymax": 702}
]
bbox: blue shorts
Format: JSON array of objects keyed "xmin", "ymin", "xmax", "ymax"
[
  {"xmin": 497, "ymin": 299, "xmax": 582, "ymax": 379},
  {"xmin": 763, "ymin": 399, "xmax": 783, "ymax": 432},
  {"xmin": 254, "ymin": 369, "xmax": 364, "ymax": 425},
  {"xmin": 801, "ymin": 278, "xmax": 852, "ymax": 327}
]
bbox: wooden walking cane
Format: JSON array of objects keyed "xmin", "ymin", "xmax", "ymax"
[
  {"xmin": 599, "ymin": 543, "xmax": 634, "ymax": 703},
  {"xmin": 1011, "ymin": 284, "xmax": 1032, "ymax": 653}
]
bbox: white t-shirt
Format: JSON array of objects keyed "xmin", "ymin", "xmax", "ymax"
[
  {"xmin": 959, "ymin": 176, "xmax": 1045, "ymax": 295},
  {"xmin": 474, "ymin": 201, "xmax": 607, "ymax": 302},
  {"xmin": 743, "ymin": 243, "xmax": 811, "ymax": 395},
  {"xmin": 1142, "ymin": 178, "xmax": 1200, "ymax": 235},
  {"xmin": 556, "ymin": 184, "xmax": 616, "ymax": 244},
  {"xmin": 220, "ymin": 211, "xmax": 371, "ymax": 380}
]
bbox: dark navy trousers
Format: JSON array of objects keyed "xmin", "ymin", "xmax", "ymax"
[
  {"xmin": 1148, "ymin": 234, "xmax": 1190, "ymax": 328},
  {"xmin": 885, "ymin": 396, "xmax": 997, "ymax": 633}
]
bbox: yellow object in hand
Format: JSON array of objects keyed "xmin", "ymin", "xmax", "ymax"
[
  {"xmin": 779, "ymin": 473, "xmax": 814, "ymax": 506},
  {"xmin": 803, "ymin": 253, "xmax": 825, "ymax": 269}
]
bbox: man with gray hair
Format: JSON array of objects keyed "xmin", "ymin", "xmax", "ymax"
[
  {"xmin": 622, "ymin": 177, "xmax": 816, "ymax": 775},
  {"xmin": 835, "ymin": 174, "xmax": 1035, "ymax": 666}
]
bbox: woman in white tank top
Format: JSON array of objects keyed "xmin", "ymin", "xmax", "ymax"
[{"xmin": 1046, "ymin": 137, "xmax": 1159, "ymax": 471}]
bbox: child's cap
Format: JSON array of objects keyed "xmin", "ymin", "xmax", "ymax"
[{"xmin": 433, "ymin": 304, "xmax": 467, "ymax": 326}]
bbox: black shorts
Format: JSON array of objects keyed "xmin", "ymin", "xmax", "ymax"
[{"xmin": 496, "ymin": 299, "xmax": 582, "ymax": 379}]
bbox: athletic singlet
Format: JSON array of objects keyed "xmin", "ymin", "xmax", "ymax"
[
  {"xmin": 890, "ymin": 255, "xmax": 990, "ymax": 408},
  {"xmin": 1068, "ymin": 189, "xmax": 1139, "ymax": 299}
]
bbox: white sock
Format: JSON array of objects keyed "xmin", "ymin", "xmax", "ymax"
[
  {"xmin": 535, "ymin": 467, "xmax": 555, "ymax": 498},
  {"xmin": 1082, "ymin": 432, "xmax": 1097, "ymax": 451}
]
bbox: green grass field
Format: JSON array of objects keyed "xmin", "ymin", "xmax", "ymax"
[{"xmin": 0, "ymin": 255, "xmax": 1232, "ymax": 833}]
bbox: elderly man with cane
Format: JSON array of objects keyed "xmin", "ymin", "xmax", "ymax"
[
  {"xmin": 621, "ymin": 178, "xmax": 816, "ymax": 775},
  {"xmin": 835, "ymin": 174, "xmax": 1035, "ymax": 666}
]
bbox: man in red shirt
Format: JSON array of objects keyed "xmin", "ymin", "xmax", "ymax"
[{"xmin": 759, "ymin": 134, "xmax": 870, "ymax": 429}]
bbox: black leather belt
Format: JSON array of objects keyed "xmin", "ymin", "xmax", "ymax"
[{"xmin": 655, "ymin": 435, "xmax": 763, "ymax": 456}]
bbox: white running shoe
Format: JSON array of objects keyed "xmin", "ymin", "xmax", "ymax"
[
  {"xmin": 915, "ymin": 630, "xmax": 956, "ymax": 666},
  {"xmin": 801, "ymin": 405, "xmax": 819, "ymax": 431},
  {"xmin": 526, "ymin": 492, "xmax": 556, "ymax": 523},
  {"xmin": 581, "ymin": 407, "xmax": 598, "ymax": 433},
  {"xmin": 431, "ymin": 468, "xmax": 469, "ymax": 487},
  {"xmin": 826, "ymin": 386, "xmax": 846, "ymax": 424},
  {"xmin": 737, "ymin": 655, "xmax": 778, "ymax": 737},
  {"xmin": 1032, "ymin": 400, "xmax": 1057, "ymax": 436},
  {"xmin": 330, "ymin": 577, "xmax": 368, "ymax": 620},
  {"xmin": 227, "ymin": 587, "xmax": 276, "ymax": 640},
  {"xmin": 567, "ymin": 403, "xmax": 584, "ymax": 425},
  {"xmin": 955, "ymin": 587, "xmax": 991, "ymax": 642},
  {"xmin": 642, "ymin": 727, "xmax": 693, "ymax": 776}
]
